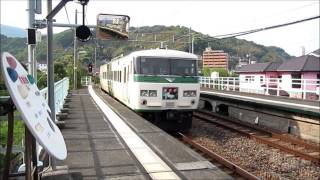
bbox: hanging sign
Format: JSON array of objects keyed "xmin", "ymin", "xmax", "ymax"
[{"xmin": 0, "ymin": 52, "xmax": 67, "ymax": 160}]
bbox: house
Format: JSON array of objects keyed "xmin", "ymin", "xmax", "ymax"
[
  {"xmin": 235, "ymin": 51, "xmax": 320, "ymax": 100},
  {"xmin": 277, "ymin": 54, "xmax": 320, "ymax": 99},
  {"xmin": 235, "ymin": 62, "xmax": 280, "ymax": 94}
]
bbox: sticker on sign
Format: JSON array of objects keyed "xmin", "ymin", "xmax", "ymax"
[{"xmin": 1, "ymin": 52, "xmax": 67, "ymax": 160}]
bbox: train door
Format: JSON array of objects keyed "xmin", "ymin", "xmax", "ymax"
[{"xmin": 123, "ymin": 67, "xmax": 129, "ymax": 103}]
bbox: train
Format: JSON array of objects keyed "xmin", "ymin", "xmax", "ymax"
[{"xmin": 100, "ymin": 49, "xmax": 200, "ymax": 131}]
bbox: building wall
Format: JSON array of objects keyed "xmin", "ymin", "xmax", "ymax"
[
  {"xmin": 278, "ymin": 72, "xmax": 319, "ymax": 99},
  {"xmin": 202, "ymin": 48, "xmax": 229, "ymax": 70},
  {"xmin": 239, "ymin": 73, "xmax": 265, "ymax": 94}
]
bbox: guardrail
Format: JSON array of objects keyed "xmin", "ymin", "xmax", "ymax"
[{"xmin": 199, "ymin": 77, "xmax": 320, "ymax": 101}]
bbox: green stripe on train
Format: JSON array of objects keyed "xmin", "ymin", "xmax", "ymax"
[{"xmin": 134, "ymin": 75, "xmax": 198, "ymax": 83}]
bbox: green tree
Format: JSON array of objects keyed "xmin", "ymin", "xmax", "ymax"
[
  {"xmin": 37, "ymin": 70, "xmax": 48, "ymax": 89},
  {"xmin": 201, "ymin": 67, "xmax": 229, "ymax": 77},
  {"xmin": 202, "ymin": 67, "xmax": 211, "ymax": 77},
  {"xmin": 54, "ymin": 62, "xmax": 67, "ymax": 81}
]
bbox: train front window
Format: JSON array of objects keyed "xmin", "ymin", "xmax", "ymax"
[
  {"xmin": 171, "ymin": 59, "xmax": 196, "ymax": 76},
  {"xmin": 135, "ymin": 57, "xmax": 197, "ymax": 76}
]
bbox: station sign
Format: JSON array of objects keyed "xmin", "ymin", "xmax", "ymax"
[
  {"xmin": 96, "ymin": 13, "xmax": 130, "ymax": 40},
  {"xmin": 1, "ymin": 52, "xmax": 67, "ymax": 160}
]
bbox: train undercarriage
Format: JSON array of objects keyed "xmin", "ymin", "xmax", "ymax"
[{"xmin": 140, "ymin": 110, "xmax": 193, "ymax": 132}]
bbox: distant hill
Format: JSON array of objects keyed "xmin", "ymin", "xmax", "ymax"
[
  {"xmin": 0, "ymin": 25, "xmax": 293, "ymax": 70},
  {"xmin": 0, "ymin": 24, "xmax": 26, "ymax": 38}
]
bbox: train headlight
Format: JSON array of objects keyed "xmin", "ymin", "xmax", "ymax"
[
  {"xmin": 140, "ymin": 90, "xmax": 149, "ymax": 97},
  {"xmin": 149, "ymin": 90, "xmax": 157, "ymax": 97},
  {"xmin": 183, "ymin": 90, "xmax": 196, "ymax": 97}
]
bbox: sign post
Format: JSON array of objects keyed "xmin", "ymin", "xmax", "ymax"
[{"xmin": 1, "ymin": 52, "xmax": 68, "ymax": 179}]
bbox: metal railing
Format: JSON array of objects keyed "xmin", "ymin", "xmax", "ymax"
[
  {"xmin": 199, "ymin": 77, "xmax": 320, "ymax": 101},
  {"xmin": 40, "ymin": 77, "xmax": 70, "ymax": 118},
  {"xmin": 81, "ymin": 76, "xmax": 92, "ymax": 86},
  {"xmin": 0, "ymin": 77, "xmax": 70, "ymax": 175}
]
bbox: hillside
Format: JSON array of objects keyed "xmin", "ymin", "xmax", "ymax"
[
  {"xmin": 0, "ymin": 24, "xmax": 26, "ymax": 38},
  {"xmin": 0, "ymin": 25, "xmax": 292, "ymax": 70}
]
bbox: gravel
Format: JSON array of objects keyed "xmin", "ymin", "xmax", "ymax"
[{"xmin": 190, "ymin": 119, "xmax": 320, "ymax": 180}]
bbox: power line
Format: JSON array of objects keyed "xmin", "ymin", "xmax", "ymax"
[
  {"xmin": 64, "ymin": 6, "xmax": 71, "ymax": 25},
  {"xmin": 212, "ymin": 15, "xmax": 320, "ymax": 39}
]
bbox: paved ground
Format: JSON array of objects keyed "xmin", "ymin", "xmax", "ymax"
[
  {"xmin": 54, "ymin": 89, "xmax": 149, "ymax": 179},
  {"xmin": 43, "ymin": 87, "xmax": 232, "ymax": 180}
]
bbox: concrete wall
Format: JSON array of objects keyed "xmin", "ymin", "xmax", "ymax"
[{"xmin": 200, "ymin": 98, "xmax": 320, "ymax": 143}]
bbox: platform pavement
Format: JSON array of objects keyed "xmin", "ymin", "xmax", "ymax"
[
  {"xmin": 47, "ymin": 89, "xmax": 149, "ymax": 179},
  {"xmin": 42, "ymin": 88, "xmax": 232, "ymax": 180}
]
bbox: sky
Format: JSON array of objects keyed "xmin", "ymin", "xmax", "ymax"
[{"xmin": 0, "ymin": 0, "xmax": 319, "ymax": 57}]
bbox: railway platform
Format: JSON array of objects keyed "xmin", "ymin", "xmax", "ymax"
[
  {"xmin": 200, "ymin": 88, "xmax": 320, "ymax": 143},
  {"xmin": 200, "ymin": 88, "xmax": 320, "ymax": 117},
  {"xmin": 44, "ymin": 86, "xmax": 232, "ymax": 179}
]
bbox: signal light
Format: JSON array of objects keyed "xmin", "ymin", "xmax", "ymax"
[{"xmin": 88, "ymin": 63, "xmax": 93, "ymax": 73}]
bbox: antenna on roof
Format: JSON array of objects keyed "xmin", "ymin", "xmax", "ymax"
[{"xmin": 301, "ymin": 46, "xmax": 305, "ymax": 56}]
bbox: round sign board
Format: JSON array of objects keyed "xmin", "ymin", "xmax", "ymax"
[{"xmin": 1, "ymin": 52, "xmax": 67, "ymax": 160}]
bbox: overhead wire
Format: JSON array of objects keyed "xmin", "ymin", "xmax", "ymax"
[
  {"xmin": 64, "ymin": 6, "xmax": 71, "ymax": 25},
  {"xmin": 210, "ymin": 15, "xmax": 320, "ymax": 39}
]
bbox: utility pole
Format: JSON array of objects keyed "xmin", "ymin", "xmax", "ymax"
[
  {"xmin": 47, "ymin": 0, "xmax": 56, "ymax": 171},
  {"xmin": 73, "ymin": 9, "xmax": 78, "ymax": 90},
  {"xmin": 47, "ymin": 0, "xmax": 55, "ymax": 121},
  {"xmin": 94, "ymin": 41, "xmax": 97, "ymax": 76},
  {"xmin": 189, "ymin": 27, "xmax": 191, "ymax": 53},
  {"xmin": 191, "ymin": 34, "xmax": 194, "ymax": 54},
  {"xmin": 27, "ymin": 1, "xmax": 36, "ymax": 179},
  {"xmin": 28, "ymin": 0, "xmax": 35, "ymax": 77}
]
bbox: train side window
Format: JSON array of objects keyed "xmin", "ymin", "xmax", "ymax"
[
  {"xmin": 127, "ymin": 66, "xmax": 130, "ymax": 81},
  {"xmin": 120, "ymin": 71, "xmax": 122, "ymax": 83},
  {"xmin": 124, "ymin": 67, "xmax": 126, "ymax": 83}
]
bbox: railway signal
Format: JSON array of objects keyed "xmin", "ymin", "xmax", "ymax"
[{"xmin": 88, "ymin": 63, "xmax": 93, "ymax": 73}]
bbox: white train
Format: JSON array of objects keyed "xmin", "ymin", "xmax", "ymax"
[{"xmin": 100, "ymin": 49, "xmax": 199, "ymax": 131}]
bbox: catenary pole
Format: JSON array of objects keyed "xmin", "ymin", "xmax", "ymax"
[{"xmin": 74, "ymin": 9, "xmax": 77, "ymax": 89}]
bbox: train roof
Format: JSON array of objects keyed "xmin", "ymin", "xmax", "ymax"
[{"xmin": 129, "ymin": 49, "xmax": 198, "ymax": 59}]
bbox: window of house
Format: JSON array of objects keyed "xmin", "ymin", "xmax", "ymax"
[
  {"xmin": 292, "ymin": 73, "xmax": 301, "ymax": 88},
  {"xmin": 317, "ymin": 73, "xmax": 320, "ymax": 85},
  {"xmin": 278, "ymin": 75, "xmax": 282, "ymax": 83},
  {"xmin": 260, "ymin": 76, "xmax": 264, "ymax": 83}
]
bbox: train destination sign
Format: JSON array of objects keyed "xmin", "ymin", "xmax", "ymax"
[
  {"xmin": 1, "ymin": 52, "xmax": 67, "ymax": 160},
  {"xmin": 96, "ymin": 13, "xmax": 130, "ymax": 40}
]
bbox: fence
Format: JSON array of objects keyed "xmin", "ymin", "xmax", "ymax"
[
  {"xmin": 0, "ymin": 77, "xmax": 70, "ymax": 175},
  {"xmin": 40, "ymin": 77, "xmax": 70, "ymax": 118},
  {"xmin": 81, "ymin": 76, "xmax": 92, "ymax": 86},
  {"xmin": 199, "ymin": 77, "xmax": 320, "ymax": 101}
]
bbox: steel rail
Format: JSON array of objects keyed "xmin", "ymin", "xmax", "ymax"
[
  {"xmin": 179, "ymin": 133, "xmax": 260, "ymax": 180},
  {"xmin": 193, "ymin": 111, "xmax": 320, "ymax": 164},
  {"xmin": 198, "ymin": 110, "xmax": 320, "ymax": 151}
]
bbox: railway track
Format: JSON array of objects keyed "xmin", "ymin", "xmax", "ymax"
[
  {"xmin": 193, "ymin": 110, "xmax": 320, "ymax": 165},
  {"xmin": 178, "ymin": 133, "xmax": 259, "ymax": 180}
]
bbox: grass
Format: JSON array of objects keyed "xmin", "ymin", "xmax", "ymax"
[{"xmin": 0, "ymin": 119, "xmax": 25, "ymax": 147}]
